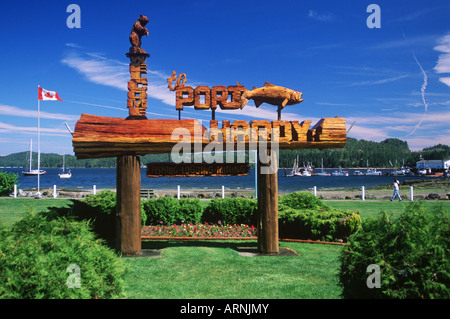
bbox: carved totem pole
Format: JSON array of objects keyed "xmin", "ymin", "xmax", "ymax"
[
  {"xmin": 116, "ymin": 15, "xmax": 150, "ymax": 256},
  {"xmin": 126, "ymin": 14, "xmax": 150, "ymax": 120}
]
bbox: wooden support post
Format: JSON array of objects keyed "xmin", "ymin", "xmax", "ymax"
[
  {"xmin": 116, "ymin": 155, "xmax": 142, "ymax": 256},
  {"xmin": 257, "ymin": 149, "xmax": 279, "ymax": 254}
]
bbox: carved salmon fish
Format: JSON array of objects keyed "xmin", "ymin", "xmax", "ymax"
[{"xmin": 240, "ymin": 82, "xmax": 304, "ymax": 109}]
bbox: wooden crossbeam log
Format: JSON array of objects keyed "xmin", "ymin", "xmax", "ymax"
[{"xmin": 72, "ymin": 114, "xmax": 346, "ymax": 159}]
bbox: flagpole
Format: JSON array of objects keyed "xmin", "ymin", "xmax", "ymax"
[{"xmin": 37, "ymin": 85, "xmax": 41, "ymax": 195}]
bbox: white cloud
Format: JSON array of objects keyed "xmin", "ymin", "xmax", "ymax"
[
  {"xmin": 61, "ymin": 51, "xmax": 177, "ymax": 107},
  {"xmin": 345, "ymin": 107, "xmax": 450, "ymax": 148},
  {"xmin": 438, "ymin": 77, "xmax": 450, "ymax": 86},
  {"xmin": 61, "ymin": 54, "xmax": 128, "ymax": 91},
  {"xmin": 347, "ymin": 74, "xmax": 409, "ymax": 87},
  {"xmin": 346, "ymin": 124, "xmax": 389, "ymax": 142},
  {"xmin": 434, "ymin": 34, "xmax": 450, "ymax": 87},
  {"xmin": 349, "ymin": 108, "xmax": 450, "ymax": 127},
  {"xmin": 371, "ymin": 34, "xmax": 436, "ymax": 50},
  {"xmin": 308, "ymin": 10, "xmax": 335, "ymax": 22},
  {"xmin": 65, "ymin": 43, "xmax": 83, "ymax": 49},
  {"xmin": 0, "ymin": 122, "xmax": 68, "ymax": 136},
  {"xmin": 0, "ymin": 104, "xmax": 78, "ymax": 121},
  {"xmin": 406, "ymin": 132, "xmax": 450, "ymax": 151}
]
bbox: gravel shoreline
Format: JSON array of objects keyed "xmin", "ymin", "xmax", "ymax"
[{"xmin": 15, "ymin": 179, "xmax": 450, "ymax": 201}]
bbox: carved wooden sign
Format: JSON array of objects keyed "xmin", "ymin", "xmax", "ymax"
[
  {"xmin": 146, "ymin": 162, "xmax": 249, "ymax": 177},
  {"xmin": 70, "ymin": 14, "xmax": 348, "ymax": 256},
  {"xmin": 72, "ymin": 114, "xmax": 345, "ymax": 158}
]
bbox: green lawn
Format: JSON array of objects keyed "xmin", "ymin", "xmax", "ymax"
[
  {"xmin": 326, "ymin": 199, "xmax": 450, "ymax": 220},
  {"xmin": 0, "ymin": 198, "xmax": 73, "ymax": 227},
  {"xmin": 124, "ymin": 240, "xmax": 343, "ymax": 299}
]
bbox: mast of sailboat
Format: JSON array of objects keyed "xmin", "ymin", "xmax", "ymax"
[
  {"xmin": 29, "ymin": 139, "xmax": 32, "ymax": 172},
  {"xmin": 37, "ymin": 85, "xmax": 41, "ymax": 194}
]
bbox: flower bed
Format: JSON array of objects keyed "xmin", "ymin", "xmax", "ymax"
[
  {"xmin": 141, "ymin": 222, "xmax": 351, "ymax": 245},
  {"xmin": 141, "ymin": 221, "xmax": 257, "ymax": 238}
]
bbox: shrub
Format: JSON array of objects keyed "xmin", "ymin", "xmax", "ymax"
[
  {"xmin": 278, "ymin": 204, "xmax": 361, "ymax": 242},
  {"xmin": 83, "ymin": 190, "xmax": 147, "ymax": 227},
  {"xmin": 202, "ymin": 197, "xmax": 257, "ymax": 225},
  {"xmin": 143, "ymin": 197, "xmax": 203, "ymax": 225},
  {"xmin": 279, "ymin": 191, "xmax": 328, "ymax": 210},
  {"xmin": 84, "ymin": 190, "xmax": 116, "ymax": 215},
  {"xmin": 0, "ymin": 211, "xmax": 127, "ymax": 299},
  {"xmin": 339, "ymin": 202, "xmax": 450, "ymax": 299},
  {"xmin": 179, "ymin": 198, "xmax": 203, "ymax": 225},
  {"xmin": 0, "ymin": 170, "xmax": 18, "ymax": 196}
]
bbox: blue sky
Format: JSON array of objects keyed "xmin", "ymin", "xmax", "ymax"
[{"xmin": 0, "ymin": 0, "xmax": 449, "ymax": 156}]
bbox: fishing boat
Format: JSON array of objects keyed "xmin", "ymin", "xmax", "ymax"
[
  {"xmin": 22, "ymin": 139, "xmax": 47, "ymax": 176},
  {"xmin": 418, "ymin": 167, "xmax": 431, "ymax": 176},
  {"xmin": 394, "ymin": 166, "xmax": 414, "ymax": 176},
  {"xmin": 58, "ymin": 154, "xmax": 72, "ymax": 179},
  {"xmin": 331, "ymin": 167, "xmax": 349, "ymax": 176},
  {"xmin": 365, "ymin": 168, "xmax": 382, "ymax": 176},
  {"xmin": 364, "ymin": 160, "xmax": 382, "ymax": 176},
  {"xmin": 301, "ymin": 168, "xmax": 312, "ymax": 177}
]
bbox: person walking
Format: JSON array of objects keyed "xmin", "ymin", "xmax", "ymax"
[{"xmin": 390, "ymin": 179, "xmax": 402, "ymax": 201}]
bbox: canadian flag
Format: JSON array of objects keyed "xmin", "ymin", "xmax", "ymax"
[{"xmin": 38, "ymin": 87, "xmax": 63, "ymax": 101}]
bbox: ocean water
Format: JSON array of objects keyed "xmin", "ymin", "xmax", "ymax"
[{"xmin": 2, "ymin": 167, "xmax": 440, "ymax": 194}]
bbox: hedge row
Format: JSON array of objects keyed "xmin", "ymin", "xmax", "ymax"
[
  {"xmin": 278, "ymin": 192, "xmax": 361, "ymax": 242},
  {"xmin": 80, "ymin": 190, "xmax": 361, "ymax": 242},
  {"xmin": 140, "ymin": 191, "xmax": 360, "ymax": 242},
  {"xmin": 143, "ymin": 196, "xmax": 257, "ymax": 226}
]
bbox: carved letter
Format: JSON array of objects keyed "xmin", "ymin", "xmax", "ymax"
[
  {"xmin": 231, "ymin": 120, "xmax": 250, "ymax": 143},
  {"xmin": 291, "ymin": 120, "xmax": 311, "ymax": 142},
  {"xmin": 176, "ymin": 86, "xmax": 194, "ymax": 111},
  {"xmin": 272, "ymin": 121, "xmax": 291, "ymax": 143},
  {"xmin": 211, "ymin": 86, "xmax": 229, "ymax": 110},
  {"xmin": 222, "ymin": 85, "xmax": 246, "ymax": 109},
  {"xmin": 194, "ymin": 86, "xmax": 211, "ymax": 110},
  {"xmin": 210, "ymin": 120, "xmax": 231, "ymax": 143},
  {"xmin": 250, "ymin": 120, "xmax": 272, "ymax": 141}
]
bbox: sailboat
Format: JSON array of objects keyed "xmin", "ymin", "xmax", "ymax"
[
  {"xmin": 58, "ymin": 154, "xmax": 72, "ymax": 179},
  {"xmin": 287, "ymin": 156, "xmax": 302, "ymax": 176},
  {"xmin": 22, "ymin": 139, "xmax": 47, "ymax": 176},
  {"xmin": 316, "ymin": 158, "xmax": 330, "ymax": 176}
]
